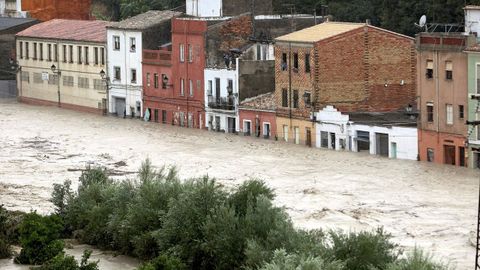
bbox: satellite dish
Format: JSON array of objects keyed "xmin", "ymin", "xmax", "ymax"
[{"xmin": 419, "ymin": 15, "xmax": 427, "ymax": 27}]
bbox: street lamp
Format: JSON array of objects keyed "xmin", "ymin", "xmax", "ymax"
[
  {"xmin": 99, "ymin": 69, "xmax": 110, "ymax": 115},
  {"xmin": 50, "ymin": 64, "xmax": 61, "ymax": 107}
]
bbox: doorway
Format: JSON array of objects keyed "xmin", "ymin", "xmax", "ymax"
[
  {"xmin": 294, "ymin": 127, "xmax": 300, "ymax": 144},
  {"xmin": 444, "ymin": 145, "xmax": 456, "ymax": 165},
  {"xmin": 154, "ymin": 109, "xmax": 159, "ymax": 122},
  {"xmin": 244, "ymin": 120, "xmax": 251, "ymax": 136},
  {"xmin": 228, "ymin": 117, "xmax": 236, "ymax": 133},
  {"xmin": 330, "ymin": 132, "xmax": 336, "ymax": 150},
  {"xmin": 305, "ymin": 128, "xmax": 311, "ymax": 147},
  {"xmin": 264, "ymin": 123, "xmax": 271, "ymax": 139},
  {"xmin": 215, "ymin": 116, "xmax": 221, "ymax": 131},
  {"xmin": 459, "ymin": 147, "xmax": 465, "ymax": 167},
  {"xmin": 357, "ymin": 131, "xmax": 370, "ymax": 152},
  {"xmin": 375, "ymin": 133, "xmax": 389, "ymax": 157},
  {"xmin": 390, "ymin": 142, "xmax": 397, "ymax": 159},
  {"xmin": 283, "ymin": 125, "xmax": 288, "ymax": 142},
  {"xmin": 114, "ymin": 97, "xmax": 126, "ymax": 117}
]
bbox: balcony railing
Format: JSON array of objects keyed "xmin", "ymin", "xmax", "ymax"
[
  {"xmin": 208, "ymin": 95, "xmax": 235, "ymax": 110},
  {"xmin": 143, "ymin": 49, "xmax": 172, "ymax": 66}
]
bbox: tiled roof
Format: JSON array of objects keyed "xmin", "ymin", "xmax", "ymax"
[
  {"xmin": 109, "ymin": 10, "xmax": 181, "ymax": 30},
  {"xmin": 275, "ymin": 21, "xmax": 364, "ymax": 43},
  {"xmin": 0, "ymin": 17, "xmax": 37, "ymax": 32},
  {"xmin": 16, "ymin": 19, "xmax": 108, "ymax": 43},
  {"xmin": 465, "ymin": 44, "xmax": 480, "ymax": 52},
  {"xmin": 349, "ymin": 111, "xmax": 417, "ymax": 127},
  {"xmin": 239, "ymin": 92, "xmax": 275, "ymax": 111}
]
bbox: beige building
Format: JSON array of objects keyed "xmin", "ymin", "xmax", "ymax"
[{"xmin": 16, "ymin": 19, "xmax": 108, "ymax": 113}]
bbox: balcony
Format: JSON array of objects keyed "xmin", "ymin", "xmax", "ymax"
[
  {"xmin": 208, "ymin": 95, "xmax": 235, "ymax": 110},
  {"xmin": 143, "ymin": 49, "xmax": 171, "ymax": 66}
]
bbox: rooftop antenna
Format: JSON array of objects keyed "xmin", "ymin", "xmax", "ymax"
[{"xmin": 415, "ymin": 15, "xmax": 428, "ymax": 32}]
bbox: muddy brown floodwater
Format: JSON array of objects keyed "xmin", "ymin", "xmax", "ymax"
[{"xmin": 0, "ymin": 100, "xmax": 479, "ymax": 269}]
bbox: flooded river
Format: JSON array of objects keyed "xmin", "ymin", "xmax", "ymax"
[{"xmin": 0, "ymin": 100, "xmax": 478, "ymax": 269}]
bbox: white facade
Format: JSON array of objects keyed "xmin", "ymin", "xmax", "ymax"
[
  {"xmin": 315, "ymin": 106, "xmax": 418, "ymax": 160},
  {"xmin": 0, "ymin": 0, "xmax": 26, "ymax": 17},
  {"xmin": 106, "ymin": 29, "xmax": 143, "ymax": 117},
  {"xmin": 186, "ymin": 0, "xmax": 222, "ymax": 17},
  {"xmin": 465, "ymin": 7, "xmax": 480, "ymax": 37},
  {"xmin": 204, "ymin": 65, "xmax": 239, "ymax": 133}
]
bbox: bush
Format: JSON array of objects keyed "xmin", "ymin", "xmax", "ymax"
[
  {"xmin": 259, "ymin": 249, "xmax": 344, "ymax": 270},
  {"xmin": 137, "ymin": 254, "xmax": 187, "ymax": 270},
  {"xmin": 14, "ymin": 212, "xmax": 64, "ymax": 265},
  {"xmin": 325, "ymin": 228, "xmax": 400, "ymax": 270},
  {"xmin": 0, "ymin": 205, "xmax": 11, "ymax": 258},
  {"xmin": 386, "ymin": 247, "xmax": 451, "ymax": 270},
  {"xmin": 38, "ymin": 250, "xmax": 99, "ymax": 270}
]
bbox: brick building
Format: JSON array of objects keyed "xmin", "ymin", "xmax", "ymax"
[
  {"xmin": 143, "ymin": 17, "xmax": 208, "ymax": 128},
  {"xmin": 274, "ymin": 21, "xmax": 416, "ymax": 147},
  {"xmin": 417, "ymin": 32, "xmax": 475, "ymax": 166}
]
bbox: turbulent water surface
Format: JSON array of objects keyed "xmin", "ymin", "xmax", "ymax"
[{"xmin": 0, "ymin": 100, "xmax": 478, "ymax": 269}]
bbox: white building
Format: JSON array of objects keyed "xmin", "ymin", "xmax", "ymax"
[
  {"xmin": 315, "ymin": 106, "xmax": 418, "ymax": 160},
  {"xmin": 205, "ymin": 65, "xmax": 238, "ymax": 132},
  {"xmin": 0, "ymin": 0, "xmax": 26, "ymax": 18},
  {"xmin": 106, "ymin": 10, "xmax": 179, "ymax": 117},
  {"xmin": 186, "ymin": 0, "xmax": 222, "ymax": 17},
  {"xmin": 16, "ymin": 19, "xmax": 109, "ymax": 113}
]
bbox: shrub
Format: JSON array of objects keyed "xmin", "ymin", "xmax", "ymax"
[
  {"xmin": 38, "ymin": 250, "xmax": 99, "ymax": 270},
  {"xmin": 259, "ymin": 249, "xmax": 344, "ymax": 270},
  {"xmin": 14, "ymin": 212, "xmax": 64, "ymax": 265},
  {"xmin": 0, "ymin": 205, "xmax": 11, "ymax": 258},
  {"xmin": 325, "ymin": 228, "xmax": 400, "ymax": 270},
  {"xmin": 137, "ymin": 254, "xmax": 187, "ymax": 270},
  {"xmin": 386, "ymin": 247, "xmax": 451, "ymax": 270}
]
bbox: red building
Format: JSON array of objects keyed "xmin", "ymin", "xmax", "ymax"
[
  {"xmin": 143, "ymin": 17, "xmax": 207, "ymax": 128},
  {"xmin": 239, "ymin": 92, "xmax": 277, "ymax": 139},
  {"xmin": 143, "ymin": 46, "xmax": 173, "ymax": 123}
]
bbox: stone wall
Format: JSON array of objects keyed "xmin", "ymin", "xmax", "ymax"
[{"xmin": 238, "ymin": 59, "xmax": 275, "ymax": 101}]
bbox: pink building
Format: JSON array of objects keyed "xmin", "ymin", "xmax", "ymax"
[{"xmin": 239, "ymin": 92, "xmax": 276, "ymax": 139}]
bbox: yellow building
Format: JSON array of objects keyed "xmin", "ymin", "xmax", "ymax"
[
  {"xmin": 16, "ymin": 19, "xmax": 108, "ymax": 113},
  {"xmin": 276, "ymin": 117, "xmax": 316, "ymax": 146}
]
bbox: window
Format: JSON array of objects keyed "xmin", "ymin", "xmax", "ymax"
[
  {"xmin": 426, "ymin": 60, "xmax": 433, "ymax": 79},
  {"xmin": 305, "ymin": 53, "xmax": 310, "ymax": 73},
  {"xmin": 207, "ymin": 80, "xmax": 212, "ymax": 95},
  {"xmin": 180, "ymin": 44, "xmax": 185, "ymax": 62},
  {"xmin": 130, "ymin": 37, "xmax": 136, "ymax": 52},
  {"xmin": 114, "ymin": 66, "xmax": 121, "ymax": 80},
  {"xmin": 53, "ymin": 44, "xmax": 57, "ymax": 61},
  {"xmin": 94, "ymin": 47, "xmax": 99, "ymax": 65},
  {"xmin": 446, "ymin": 104, "xmax": 453, "ymax": 125},
  {"xmin": 321, "ymin": 132, "xmax": 328, "ymax": 148},
  {"xmin": 427, "ymin": 148, "xmax": 434, "ymax": 162},
  {"xmin": 227, "ymin": 79, "xmax": 233, "ymax": 94},
  {"xmin": 146, "ymin": 73, "xmax": 151, "ymax": 87},
  {"xmin": 33, "ymin": 72, "xmax": 42, "ymax": 83},
  {"xmin": 197, "ymin": 80, "xmax": 201, "ymax": 90},
  {"xmin": 282, "ymin": 88, "xmax": 288, "ymax": 107},
  {"xmin": 78, "ymin": 77, "xmax": 89, "ymax": 89},
  {"xmin": 48, "ymin": 74, "xmax": 58, "ymax": 85},
  {"xmin": 39, "ymin": 43, "xmax": 43, "ymax": 60},
  {"xmin": 25, "ymin": 42, "xmax": 29, "ymax": 59},
  {"xmin": 63, "ymin": 76, "xmax": 74, "ymax": 87},
  {"xmin": 93, "ymin": 79, "xmax": 105, "ymax": 90},
  {"xmin": 21, "ymin": 71, "xmax": 29, "ymax": 82},
  {"xmin": 189, "ymin": 79, "xmax": 193, "ymax": 96},
  {"xmin": 281, "ymin": 53, "xmax": 287, "ymax": 71},
  {"xmin": 459, "ymin": 105, "xmax": 464, "ymax": 119},
  {"xmin": 47, "ymin": 44, "xmax": 52, "ymax": 61},
  {"xmin": 293, "ymin": 90, "xmax": 299, "ymax": 108},
  {"xmin": 188, "ymin": 44, "xmax": 193, "ymax": 62},
  {"xmin": 78, "ymin": 46, "xmax": 82, "ymax": 64},
  {"xmin": 131, "ymin": 69, "xmax": 137, "ymax": 83},
  {"xmin": 101, "ymin": 48, "xmax": 105, "ymax": 65},
  {"xmin": 84, "ymin": 47, "xmax": 89, "ymax": 65},
  {"xmin": 19, "ymin": 41, "xmax": 23, "ymax": 59},
  {"xmin": 63, "ymin": 45, "xmax": 67, "ymax": 63},
  {"xmin": 304, "ymin": 91, "xmax": 311, "ymax": 106},
  {"xmin": 427, "ymin": 103, "xmax": 434, "ymax": 122},
  {"xmin": 33, "ymin": 42, "xmax": 37, "ymax": 60},
  {"xmin": 256, "ymin": 44, "xmax": 262, "ymax": 60},
  {"xmin": 180, "ymin": 78, "xmax": 185, "ymax": 96},
  {"xmin": 69, "ymin": 45, "xmax": 73, "ymax": 63},
  {"xmin": 293, "ymin": 53, "xmax": 298, "ymax": 71},
  {"xmin": 445, "ymin": 61, "xmax": 452, "ymax": 80},
  {"xmin": 154, "ymin": 73, "xmax": 159, "ymax": 88},
  {"xmin": 113, "ymin": 36, "xmax": 120, "ymax": 50}
]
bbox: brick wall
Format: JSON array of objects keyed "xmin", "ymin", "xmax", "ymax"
[
  {"xmin": 274, "ymin": 26, "xmax": 416, "ymax": 120},
  {"xmin": 22, "ymin": 0, "xmax": 92, "ymax": 21}
]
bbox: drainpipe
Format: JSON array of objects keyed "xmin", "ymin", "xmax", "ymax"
[{"xmin": 288, "ymin": 42, "xmax": 292, "ymax": 127}]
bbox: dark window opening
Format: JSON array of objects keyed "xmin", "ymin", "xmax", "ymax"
[
  {"xmin": 281, "ymin": 53, "xmax": 287, "ymax": 71},
  {"xmin": 459, "ymin": 105, "xmax": 464, "ymax": 119},
  {"xmin": 305, "ymin": 53, "xmax": 310, "ymax": 73},
  {"xmin": 293, "ymin": 53, "xmax": 298, "ymax": 72},
  {"xmin": 293, "ymin": 90, "xmax": 299, "ymax": 108},
  {"xmin": 427, "ymin": 104, "xmax": 434, "ymax": 122},
  {"xmin": 282, "ymin": 88, "xmax": 288, "ymax": 107}
]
